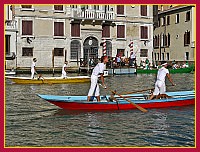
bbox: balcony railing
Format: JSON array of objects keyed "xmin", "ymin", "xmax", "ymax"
[
  {"xmin": 5, "ymin": 20, "xmax": 17, "ymax": 30},
  {"xmin": 72, "ymin": 9, "xmax": 115, "ymax": 20}
]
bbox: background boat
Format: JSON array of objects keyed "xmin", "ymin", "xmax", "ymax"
[
  {"xmin": 5, "ymin": 76, "xmax": 90, "ymax": 84},
  {"xmin": 136, "ymin": 66, "xmax": 194, "ymax": 74}
]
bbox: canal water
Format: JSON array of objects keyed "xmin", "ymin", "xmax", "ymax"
[{"xmin": 5, "ymin": 73, "xmax": 195, "ymax": 147}]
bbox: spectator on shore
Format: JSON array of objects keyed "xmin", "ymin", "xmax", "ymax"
[
  {"xmin": 145, "ymin": 58, "xmax": 150, "ymax": 70},
  {"xmin": 182, "ymin": 61, "xmax": 189, "ymax": 68},
  {"xmin": 116, "ymin": 55, "xmax": 121, "ymax": 67},
  {"xmin": 121, "ymin": 55, "xmax": 126, "ymax": 66},
  {"xmin": 129, "ymin": 52, "xmax": 136, "ymax": 67}
]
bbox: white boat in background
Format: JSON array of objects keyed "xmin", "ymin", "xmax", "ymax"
[{"xmin": 5, "ymin": 70, "xmax": 16, "ymax": 76}]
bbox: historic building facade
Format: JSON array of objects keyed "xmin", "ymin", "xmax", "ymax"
[
  {"xmin": 153, "ymin": 5, "xmax": 195, "ymax": 65},
  {"xmin": 5, "ymin": 5, "xmax": 18, "ymax": 69},
  {"xmin": 5, "ymin": 5, "xmax": 154, "ymax": 69}
]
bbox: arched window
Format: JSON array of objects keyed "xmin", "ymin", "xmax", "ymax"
[{"xmin": 70, "ymin": 40, "xmax": 81, "ymax": 60}]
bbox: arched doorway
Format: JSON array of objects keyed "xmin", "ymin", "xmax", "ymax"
[
  {"xmin": 70, "ymin": 40, "xmax": 81, "ymax": 65},
  {"xmin": 83, "ymin": 37, "xmax": 99, "ymax": 60}
]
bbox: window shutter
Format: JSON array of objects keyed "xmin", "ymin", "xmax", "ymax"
[
  {"xmin": 141, "ymin": 26, "xmax": 148, "ymax": 39},
  {"xmin": 54, "ymin": 5, "xmax": 63, "ymax": 10},
  {"xmin": 168, "ymin": 33, "xmax": 170, "ymax": 46},
  {"xmin": 54, "ymin": 22, "xmax": 64, "ymax": 36},
  {"xmin": 21, "ymin": 5, "xmax": 32, "ymax": 8},
  {"xmin": 102, "ymin": 25, "xmax": 110, "ymax": 37},
  {"xmin": 71, "ymin": 23, "xmax": 80, "ymax": 37},
  {"xmin": 141, "ymin": 5, "xmax": 147, "ymax": 16},
  {"xmin": 22, "ymin": 21, "xmax": 32, "ymax": 35},
  {"xmin": 187, "ymin": 31, "xmax": 190, "ymax": 44},
  {"xmin": 117, "ymin": 5, "xmax": 124, "ymax": 15},
  {"xmin": 167, "ymin": 16, "xmax": 170, "ymax": 25},
  {"xmin": 117, "ymin": 25, "xmax": 125, "ymax": 38}
]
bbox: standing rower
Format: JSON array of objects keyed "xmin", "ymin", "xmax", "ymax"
[
  {"xmin": 87, "ymin": 56, "xmax": 108, "ymax": 102},
  {"xmin": 61, "ymin": 61, "xmax": 68, "ymax": 78},
  {"xmin": 31, "ymin": 58, "xmax": 37, "ymax": 79},
  {"xmin": 149, "ymin": 61, "xmax": 176, "ymax": 100}
]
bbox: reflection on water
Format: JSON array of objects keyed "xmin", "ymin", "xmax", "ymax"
[{"xmin": 5, "ymin": 73, "xmax": 195, "ymax": 147}]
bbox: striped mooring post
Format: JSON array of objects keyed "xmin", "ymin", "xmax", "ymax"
[
  {"xmin": 103, "ymin": 39, "xmax": 106, "ymax": 56},
  {"xmin": 129, "ymin": 40, "xmax": 134, "ymax": 53}
]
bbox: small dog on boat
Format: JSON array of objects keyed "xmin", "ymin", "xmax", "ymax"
[
  {"xmin": 156, "ymin": 94, "xmax": 172, "ymax": 99},
  {"xmin": 149, "ymin": 89, "xmax": 171, "ymax": 99}
]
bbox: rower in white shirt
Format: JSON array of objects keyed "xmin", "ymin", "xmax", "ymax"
[
  {"xmin": 149, "ymin": 61, "xmax": 176, "ymax": 100},
  {"xmin": 87, "ymin": 56, "xmax": 108, "ymax": 102},
  {"xmin": 31, "ymin": 58, "xmax": 37, "ymax": 79},
  {"xmin": 61, "ymin": 61, "xmax": 68, "ymax": 78}
]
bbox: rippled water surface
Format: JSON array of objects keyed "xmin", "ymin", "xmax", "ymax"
[{"xmin": 5, "ymin": 73, "xmax": 195, "ymax": 147}]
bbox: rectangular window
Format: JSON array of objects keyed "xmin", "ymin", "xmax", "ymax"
[
  {"xmin": 157, "ymin": 53, "xmax": 159, "ymax": 60},
  {"xmin": 102, "ymin": 25, "xmax": 110, "ymax": 37},
  {"xmin": 162, "ymin": 53, "xmax": 164, "ymax": 60},
  {"xmin": 140, "ymin": 49, "xmax": 148, "ymax": 57},
  {"xmin": 117, "ymin": 5, "xmax": 124, "ymax": 15},
  {"xmin": 167, "ymin": 16, "xmax": 170, "ymax": 25},
  {"xmin": 71, "ymin": 23, "xmax": 80, "ymax": 37},
  {"xmin": 22, "ymin": 20, "xmax": 33, "ymax": 35},
  {"xmin": 54, "ymin": 22, "xmax": 64, "ymax": 36},
  {"xmin": 162, "ymin": 16, "xmax": 166, "ymax": 26},
  {"xmin": 186, "ymin": 11, "xmax": 190, "ymax": 21},
  {"xmin": 166, "ymin": 53, "xmax": 170, "ymax": 60},
  {"xmin": 154, "ymin": 53, "xmax": 157, "ymax": 61},
  {"xmin": 158, "ymin": 18, "xmax": 160, "ymax": 27},
  {"xmin": 168, "ymin": 33, "xmax": 170, "ymax": 46},
  {"xmin": 141, "ymin": 26, "xmax": 148, "ymax": 39},
  {"xmin": 117, "ymin": 25, "xmax": 125, "ymax": 38},
  {"xmin": 54, "ymin": 5, "xmax": 63, "ymax": 11},
  {"xmin": 5, "ymin": 35, "xmax": 10, "ymax": 55},
  {"xmin": 176, "ymin": 14, "xmax": 180, "ymax": 23},
  {"xmin": 54, "ymin": 48, "xmax": 64, "ymax": 56},
  {"xmin": 21, "ymin": 5, "xmax": 32, "ymax": 8},
  {"xmin": 185, "ymin": 52, "xmax": 189, "ymax": 60},
  {"xmin": 141, "ymin": 5, "xmax": 147, "ymax": 16},
  {"xmin": 164, "ymin": 34, "xmax": 167, "ymax": 46},
  {"xmin": 22, "ymin": 47, "xmax": 33, "ymax": 56},
  {"xmin": 184, "ymin": 31, "xmax": 190, "ymax": 46}
]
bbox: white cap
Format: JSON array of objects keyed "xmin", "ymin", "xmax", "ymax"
[{"xmin": 161, "ymin": 62, "xmax": 168, "ymax": 66}]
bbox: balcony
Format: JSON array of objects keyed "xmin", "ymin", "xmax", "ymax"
[
  {"xmin": 71, "ymin": 9, "xmax": 115, "ymax": 21},
  {"xmin": 6, "ymin": 52, "xmax": 16, "ymax": 60},
  {"xmin": 5, "ymin": 20, "xmax": 17, "ymax": 31}
]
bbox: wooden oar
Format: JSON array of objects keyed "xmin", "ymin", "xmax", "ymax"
[
  {"xmin": 120, "ymin": 88, "xmax": 154, "ymax": 95},
  {"xmin": 99, "ymin": 84, "xmax": 148, "ymax": 113}
]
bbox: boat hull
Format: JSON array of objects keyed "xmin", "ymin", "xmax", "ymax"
[
  {"xmin": 48, "ymin": 98, "xmax": 194, "ymax": 110},
  {"xmin": 136, "ymin": 67, "xmax": 194, "ymax": 74},
  {"xmin": 38, "ymin": 91, "xmax": 195, "ymax": 111},
  {"xmin": 5, "ymin": 76, "xmax": 90, "ymax": 84}
]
